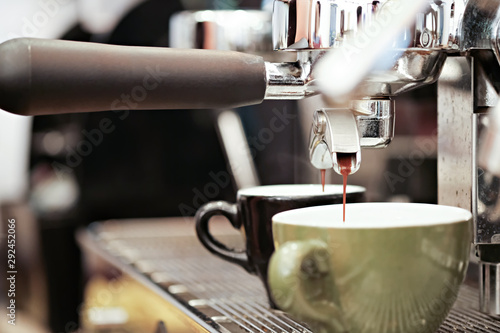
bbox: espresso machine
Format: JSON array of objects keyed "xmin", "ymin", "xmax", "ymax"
[{"xmin": 2, "ymin": 0, "xmax": 500, "ymax": 331}]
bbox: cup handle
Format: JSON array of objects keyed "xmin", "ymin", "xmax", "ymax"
[
  {"xmin": 195, "ymin": 201, "xmax": 254, "ymax": 273},
  {"xmin": 268, "ymin": 240, "xmax": 347, "ymax": 332}
]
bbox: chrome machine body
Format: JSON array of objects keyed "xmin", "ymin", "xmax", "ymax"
[{"xmin": 270, "ymin": 0, "xmax": 500, "ymax": 316}]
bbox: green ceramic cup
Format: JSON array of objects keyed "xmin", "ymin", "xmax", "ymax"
[{"xmin": 268, "ymin": 203, "xmax": 472, "ymax": 333}]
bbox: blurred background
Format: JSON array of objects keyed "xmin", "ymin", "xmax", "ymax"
[{"xmin": 0, "ymin": 0, "xmax": 438, "ymax": 332}]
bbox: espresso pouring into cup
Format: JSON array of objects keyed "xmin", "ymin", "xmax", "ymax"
[{"xmin": 269, "ymin": 203, "xmax": 472, "ymax": 333}]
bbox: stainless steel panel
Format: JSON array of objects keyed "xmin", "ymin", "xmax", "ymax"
[{"xmin": 438, "ymin": 56, "xmax": 474, "ymax": 212}]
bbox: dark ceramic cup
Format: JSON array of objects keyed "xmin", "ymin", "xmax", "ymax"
[{"xmin": 195, "ymin": 184, "xmax": 365, "ymax": 305}]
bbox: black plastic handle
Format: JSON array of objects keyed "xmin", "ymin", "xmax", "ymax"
[
  {"xmin": 195, "ymin": 201, "xmax": 253, "ymax": 273},
  {"xmin": 0, "ymin": 38, "xmax": 266, "ymax": 116}
]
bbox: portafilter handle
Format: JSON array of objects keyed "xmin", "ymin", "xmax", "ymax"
[{"xmin": 0, "ymin": 38, "xmax": 267, "ymax": 116}]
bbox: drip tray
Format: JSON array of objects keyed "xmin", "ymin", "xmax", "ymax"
[{"xmin": 78, "ymin": 218, "xmax": 500, "ymax": 333}]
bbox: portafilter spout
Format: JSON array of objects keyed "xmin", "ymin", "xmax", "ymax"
[
  {"xmin": 309, "ymin": 99, "xmax": 394, "ymax": 176},
  {"xmin": 309, "ymin": 108, "xmax": 361, "ymax": 175}
]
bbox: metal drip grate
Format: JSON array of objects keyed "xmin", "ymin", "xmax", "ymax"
[{"xmin": 86, "ymin": 219, "xmax": 500, "ymax": 333}]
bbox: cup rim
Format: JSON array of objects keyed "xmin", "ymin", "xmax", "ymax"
[
  {"xmin": 272, "ymin": 202, "xmax": 473, "ymax": 229},
  {"xmin": 237, "ymin": 184, "xmax": 365, "ymax": 198}
]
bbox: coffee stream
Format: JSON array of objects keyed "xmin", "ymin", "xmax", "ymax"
[
  {"xmin": 321, "ymin": 169, "xmax": 326, "ymax": 192},
  {"xmin": 320, "ymin": 153, "xmax": 353, "ymax": 222},
  {"xmin": 338, "ymin": 154, "xmax": 353, "ymax": 222}
]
